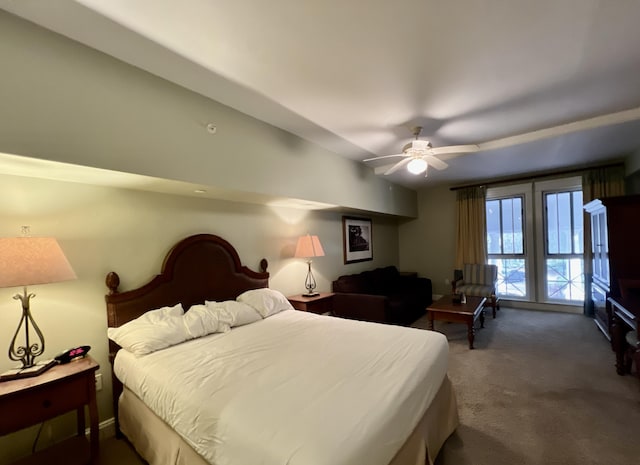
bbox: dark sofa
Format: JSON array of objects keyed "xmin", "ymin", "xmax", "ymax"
[{"xmin": 331, "ymin": 266, "xmax": 432, "ymax": 325}]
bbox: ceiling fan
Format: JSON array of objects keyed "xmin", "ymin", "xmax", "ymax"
[
  {"xmin": 365, "ymin": 107, "xmax": 640, "ymax": 177},
  {"xmin": 363, "ymin": 126, "xmax": 479, "ymax": 176}
]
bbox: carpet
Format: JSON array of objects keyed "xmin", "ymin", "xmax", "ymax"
[{"xmin": 412, "ymin": 307, "xmax": 640, "ymax": 465}]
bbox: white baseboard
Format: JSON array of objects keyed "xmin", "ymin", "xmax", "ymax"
[
  {"xmin": 432, "ymin": 295, "xmax": 582, "ymax": 314},
  {"xmin": 86, "ymin": 417, "xmax": 116, "ymax": 441},
  {"xmin": 500, "ymin": 299, "xmax": 583, "ymax": 314}
]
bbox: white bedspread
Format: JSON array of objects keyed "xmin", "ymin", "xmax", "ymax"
[{"xmin": 114, "ymin": 310, "xmax": 449, "ymax": 465}]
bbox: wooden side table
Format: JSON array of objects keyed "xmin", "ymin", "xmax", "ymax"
[
  {"xmin": 288, "ymin": 292, "xmax": 334, "ymax": 314},
  {"xmin": 427, "ymin": 295, "xmax": 487, "ymax": 349},
  {"xmin": 0, "ymin": 356, "xmax": 100, "ymax": 465}
]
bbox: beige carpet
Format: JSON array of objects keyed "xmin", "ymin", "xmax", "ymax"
[
  {"xmin": 412, "ymin": 307, "xmax": 640, "ymax": 465},
  {"xmin": 101, "ymin": 308, "xmax": 640, "ymax": 465}
]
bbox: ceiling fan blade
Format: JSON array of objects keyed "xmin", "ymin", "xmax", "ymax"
[
  {"xmin": 428, "ymin": 144, "xmax": 480, "ymax": 156},
  {"xmin": 423, "ymin": 155, "xmax": 448, "ymax": 170},
  {"xmin": 383, "ymin": 157, "xmax": 412, "ymax": 175},
  {"xmin": 374, "ymin": 163, "xmax": 397, "ymax": 175},
  {"xmin": 363, "ymin": 153, "xmax": 406, "ymax": 162}
]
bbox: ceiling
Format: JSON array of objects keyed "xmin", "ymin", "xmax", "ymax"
[{"xmin": 3, "ymin": 0, "xmax": 640, "ymax": 189}]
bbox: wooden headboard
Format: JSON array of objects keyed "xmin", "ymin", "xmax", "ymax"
[{"xmin": 104, "ymin": 233, "xmax": 269, "ymax": 434}]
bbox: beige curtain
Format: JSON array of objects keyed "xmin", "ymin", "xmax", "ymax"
[
  {"xmin": 582, "ymin": 165, "xmax": 626, "ymax": 204},
  {"xmin": 582, "ymin": 165, "xmax": 625, "ymax": 315},
  {"xmin": 454, "ymin": 186, "xmax": 487, "ymax": 269}
]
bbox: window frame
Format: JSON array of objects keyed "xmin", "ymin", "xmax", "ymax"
[
  {"xmin": 486, "ymin": 183, "xmax": 533, "ymax": 301},
  {"xmin": 534, "ymin": 177, "xmax": 584, "ymax": 304}
]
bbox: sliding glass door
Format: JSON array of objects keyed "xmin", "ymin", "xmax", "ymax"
[
  {"xmin": 486, "ymin": 177, "xmax": 583, "ymax": 306},
  {"xmin": 538, "ymin": 181, "xmax": 584, "ymax": 303},
  {"xmin": 486, "ymin": 183, "xmax": 532, "ymax": 301},
  {"xmin": 486, "ymin": 196, "xmax": 527, "ymax": 298}
]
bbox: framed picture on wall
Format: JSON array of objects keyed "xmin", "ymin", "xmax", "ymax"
[{"xmin": 342, "ymin": 216, "xmax": 373, "ymax": 264}]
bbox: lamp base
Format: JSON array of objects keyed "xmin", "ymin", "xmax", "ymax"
[
  {"xmin": 302, "ymin": 292, "xmax": 320, "ymax": 297},
  {"xmin": 0, "ymin": 359, "xmax": 57, "ymax": 382}
]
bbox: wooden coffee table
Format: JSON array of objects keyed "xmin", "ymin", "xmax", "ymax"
[{"xmin": 427, "ymin": 295, "xmax": 487, "ymax": 349}]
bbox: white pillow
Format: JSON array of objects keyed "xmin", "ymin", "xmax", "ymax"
[
  {"xmin": 139, "ymin": 303, "xmax": 184, "ymax": 323},
  {"xmin": 236, "ymin": 288, "xmax": 294, "ymax": 318},
  {"xmin": 183, "ymin": 304, "xmax": 228, "ymax": 339},
  {"xmin": 108, "ymin": 309, "xmax": 187, "ymax": 356},
  {"xmin": 206, "ymin": 300, "xmax": 261, "ymax": 327}
]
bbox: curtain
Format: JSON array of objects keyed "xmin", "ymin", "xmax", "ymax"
[
  {"xmin": 582, "ymin": 164, "xmax": 625, "ymax": 315},
  {"xmin": 454, "ymin": 186, "xmax": 487, "ymax": 270},
  {"xmin": 582, "ymin": 165, "xmax": 626, "ymax": 204}
]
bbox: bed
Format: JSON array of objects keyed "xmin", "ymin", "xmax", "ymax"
[{"xmin": 105, "ymin": 233, "xmax": 458, "ymax": 465}]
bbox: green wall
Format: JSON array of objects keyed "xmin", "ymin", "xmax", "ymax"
[
  {"xmin": 0, "ymin": 10, "xmax": 416, "ymax": 218},
  {"xmin": 399, "ymin": 186, "xmax": 457, "ymax": 297}
]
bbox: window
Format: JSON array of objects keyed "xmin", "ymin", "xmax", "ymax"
[
  {"xmin": 543, "ymin": 190, "xmax": 584, "ymax": 302},
  {"xmin": 486, "ymin": 177, "xmax": 583, "ymax": 308},
  {"xmin": 486, "ymin": 196, "xmax": 527, "ymax": 298}
]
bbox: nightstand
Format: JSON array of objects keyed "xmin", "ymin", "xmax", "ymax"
[
  {"xmin": 0, "ymin": 356, "xmax": 100, "ymax": 465},
  {"xmin": 288, "ymin": 292, "xmax": 334, "ymax": 314}
]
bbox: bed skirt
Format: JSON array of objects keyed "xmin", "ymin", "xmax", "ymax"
[{"xmin": 119, "ymin": 375, "xmax": 458, "ymax": 465}]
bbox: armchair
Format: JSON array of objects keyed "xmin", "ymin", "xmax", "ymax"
[{"xmin": 452, "ymin": 263, "xmax": 500, "ymax": 318}]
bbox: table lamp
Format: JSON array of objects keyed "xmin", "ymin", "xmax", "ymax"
[
  {"xmin": 294, "ymin": 234, "xmax": 325, "ymax": 297},
  {"xmin": 0, "ymin": 232, "xmax": 76, "ymax": 374}
]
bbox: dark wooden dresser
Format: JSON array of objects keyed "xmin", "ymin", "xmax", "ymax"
[
  {"xmin": 608, "ymin": 296, "xmax": 639, "ymax": 378},
  {"xmin": 584, "ymin": 195, "xmax": 640, "ymax": 340}
]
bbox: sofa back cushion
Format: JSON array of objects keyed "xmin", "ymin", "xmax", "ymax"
[
  {"xmin": 332, "ymin": 273, "xmax": 370, "ymax": 293},
  {"xmin": 362, "ymin": 266, "xmax": 400, "ymax": 294},
  {"xmin": 333, "ymin": 266, "xmax": 402, "ymax": 295}
]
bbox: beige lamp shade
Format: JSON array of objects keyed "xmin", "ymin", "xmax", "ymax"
[
  {"xmin": 294, "ymin": 234, "xmax": 324, "ymax": 297},
  {"xmin": 294, "ymin": 234, "xmax": 325, "ymax": 258},
  {"xmin": 0, "ymin": 237, "xmax": 77, "ymax": 288}
]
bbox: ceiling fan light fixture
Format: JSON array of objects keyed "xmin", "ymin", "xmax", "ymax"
[
  {"xmin": 407, "ymin": 158, "xmax": 427, "ymax": 175},
  {"xmin": 411, "ymin": 139, "xmax": 431, "ymax": 151},
  {"xmin": 403, "ymin": 139, "xmax": 431, "ymax": 155}
]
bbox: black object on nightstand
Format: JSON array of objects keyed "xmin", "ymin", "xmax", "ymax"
[{"xmin": 54, "ymin": 345, "xmax": 91, "ymax": 364}]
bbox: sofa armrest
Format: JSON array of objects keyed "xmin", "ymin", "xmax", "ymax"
[
  {"xmin": 416, "ymin": 277, "xmax": 433, "ymax": 306},
  {"xmin": 332, "ymin": 293, "xmax": 387, "ymax": 323},
  {"xmin": 396, "ymin": 276, "xmax": 433, "ymax": 304}
]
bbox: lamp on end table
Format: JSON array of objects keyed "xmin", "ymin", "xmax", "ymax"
[
  {"xmin": 294, "ymin": 234, "xmax": 325, "ymax": 297},
  {"xmin": 0, "ymin": 228, "xmax": 76, "ymax": 379}
]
